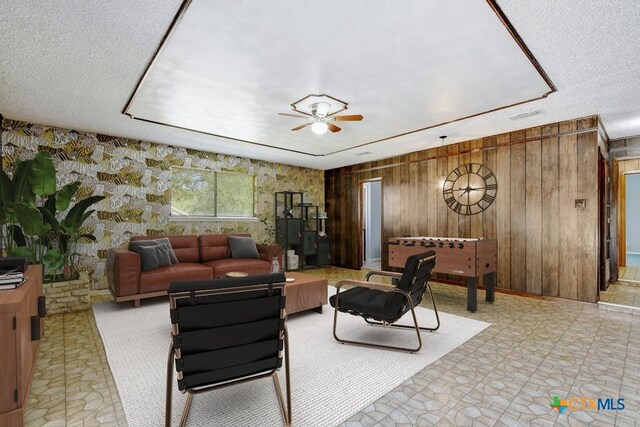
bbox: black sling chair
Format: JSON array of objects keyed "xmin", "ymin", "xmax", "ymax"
[
  {"xmin": 330, "ymin": 251, "xmax": 439, "ymax": 353},
  {"xmin": 166, "ymin": 273, "xmax": 292, "ymax": 427}
]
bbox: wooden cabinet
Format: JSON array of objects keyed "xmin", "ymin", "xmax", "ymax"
[{"xmin": 0, "ymin": 265, "xmax": 44, "ymax": 426}]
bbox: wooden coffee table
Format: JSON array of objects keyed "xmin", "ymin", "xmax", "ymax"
[{"xmin": 284, "ymin": 271, "xmax": 328, "ymax": 315}]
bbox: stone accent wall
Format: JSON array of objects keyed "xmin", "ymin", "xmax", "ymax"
[
  {"xmin": 2, "ymin": 119, "xmax": 325, "ymax": 290},
  {"xmin": 43, "ymin": 273, "xmax": 91, "ymax": 314}
]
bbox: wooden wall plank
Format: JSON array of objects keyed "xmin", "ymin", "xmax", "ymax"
[
  {"xmin": 541, "ymin": 137, "xmax": 560, "ymax": 297},
  {"xmin": 525, "ymin": 139, "xmax": 542, "ymax": 294},
  {"xmin": 482, "ymin": 139, "xmax": 497, "ymax": 240},
  {"xmin": 470, "ymin": 139, "xmax": 485, "ymax": 238},
  {"xmin": 426, "ymin": 159, "xmax": 439, "ymax": 236},
  {"xmin": 447, "ymin": 147, "xmax": 459, "ymax": 237},
  {"xmin": 458, "ymin": 142, "xmax": 472, "ymax": 237},
  {"xmin": 496, "ymin": 136, "xmax": 511, "ymax": 289},
  {"xmin": 509, "ymin": 143, "xmax": 527, "ymax": 291},
  {"xmin": 577, "ymin": 132, "xmax": 599, "ymax": 302},
  {"xmin": 437, "ymin": 150, "xmax": 449, "ymax": 237},
  {"xmin": 409, "ymin": 160, "xmax": 421, "ymax": 236},
  {"xmin": 558, "ymin": 133, "xmax": 578, "ymax": 300}
]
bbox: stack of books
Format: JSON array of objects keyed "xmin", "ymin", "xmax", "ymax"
[{"xmin": 0, "ymin": 269, "xmax": 26, "ymax": 290}]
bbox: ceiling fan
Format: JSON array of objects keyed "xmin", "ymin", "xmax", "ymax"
[{"xmin": 278, "ymin": 102, "xmax": 363, "ymax": 135}]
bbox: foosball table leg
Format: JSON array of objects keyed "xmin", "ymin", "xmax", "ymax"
[
  {"xmin": 467, "ymin": 277, "xmax": 477, "ymax": 312},
  {"xmin": 485, "ymin": 272, "xmax": 496, "ymax": 303}
]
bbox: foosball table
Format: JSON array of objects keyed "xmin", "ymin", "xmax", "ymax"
[{"xmin": 388, "ymin": 237, "xmax": 497, "ymax": 312}]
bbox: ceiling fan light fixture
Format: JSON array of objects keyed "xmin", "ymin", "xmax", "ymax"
[
  {"xmin": 311, "ymin": 121, "xmax": 328, "ymax": 135},
  {"xmin": 312, "ymin": 102, "xmax": 331, "ymax": 118}
]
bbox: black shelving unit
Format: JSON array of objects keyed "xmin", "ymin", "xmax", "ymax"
[{"xmin": 275, "ymin": 191, "xmax": 331, "ymax": 270}]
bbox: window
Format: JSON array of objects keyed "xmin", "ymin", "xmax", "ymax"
[{"xmin": 170, "ymin": 167, "xmax": 255, "ymax": 219}]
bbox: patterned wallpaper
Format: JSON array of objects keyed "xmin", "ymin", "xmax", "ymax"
[{"xmin": 1, "ymin": 119, "xmax": 325, "ymax": 289}]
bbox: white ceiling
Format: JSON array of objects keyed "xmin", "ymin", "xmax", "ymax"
[
  {"xmin": 124, "ymin": 0, "xmax": 551, "ymax": 157},
  {"xmin": 1, "ymin": 1, "xmax": 640, "ymax": 170}
]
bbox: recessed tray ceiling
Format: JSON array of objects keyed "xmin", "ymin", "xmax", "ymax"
[{"xmin": 124, "ymin": 0, "xmax": 554, "ymax": 157}]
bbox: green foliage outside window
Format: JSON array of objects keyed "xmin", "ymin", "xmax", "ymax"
[{"xmin": 171, "ymin": 167, "xmax": 255, "ymax": 218}]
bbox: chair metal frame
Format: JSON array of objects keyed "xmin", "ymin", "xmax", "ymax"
[
  {"xmin": 165, "ymin": 283, "xmax": 292, "ymax": 427},
  {"xmin": 332, "ymin": 254, "xmax": 439, "ymax": 353}
]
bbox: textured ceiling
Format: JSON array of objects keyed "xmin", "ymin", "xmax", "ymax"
[
  {"xmin": 124, "ymin": 0, "xmax": 551, "ymax": 157},
  {"xmin": 1, "ymin": 0, "xmax": 639, "ymax": 170}
]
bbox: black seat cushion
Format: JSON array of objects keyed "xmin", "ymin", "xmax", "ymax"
[{"xmin": 330, "ymin": 287, "xmax": 405, "ymax": 323}]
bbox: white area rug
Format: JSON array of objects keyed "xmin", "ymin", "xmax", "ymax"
[{"xmin": 93, "ymin": 288, "xmax": 490, "ymax": 426}]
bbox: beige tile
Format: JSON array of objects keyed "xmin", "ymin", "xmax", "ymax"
[{"xmin": 23, "ymin": 267, "xmax": 640, "ymax": 426}]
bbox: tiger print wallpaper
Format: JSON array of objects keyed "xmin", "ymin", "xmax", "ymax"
[{"xmin": 1, "ymin": 119, "xmax": 325, "ymax": 289}]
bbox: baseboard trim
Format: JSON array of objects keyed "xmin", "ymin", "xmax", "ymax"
[{"xmin": 598, "ymin": 301, "xmax": 640, "ymax": 315}]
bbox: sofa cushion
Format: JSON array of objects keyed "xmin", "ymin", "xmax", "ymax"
[
  {"xmin": 131, "ymin": 235, "xmax": 200, "ymax": 263},
  {"xmin": 199, "ymin": 234, "xmax": 251, "ymax": 262},
  {"xmin": 139, "ymin": 263, "xmax": 213, "ymax": 294},
  {"xmin": 228, "ymin": 236, "xmax": 260, "ymax": 259},
  {"xmin": 129, "ymin": 237, "xmax": 178, "ymax": 264},
  {"xmin": 136, "ymin": 243, "xmax": 173, "ymax": 272},
  {"xmin": 203, "ymin": 258, "xmax": 271, "ymax": 278}
]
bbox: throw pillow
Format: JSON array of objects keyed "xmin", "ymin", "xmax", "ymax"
[
  {"xmin": 130, "ymin": 237, "xmax": 179, "ymax": 264},
  {"xmin": 228, "ymin": 236, "xmax": 260, "ymax": 259},
  {"xmin": 135, "ymin": 243, "xmax": 172, "ymax": 272}
]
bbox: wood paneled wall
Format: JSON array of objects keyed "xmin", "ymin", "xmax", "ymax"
[{"xmin": 325, "ymin": 116, "xmax": 602, "ymax": 303}]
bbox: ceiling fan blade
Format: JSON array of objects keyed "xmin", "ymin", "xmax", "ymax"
[
  {"xmin": 278, "ymin": 113, "xmax": 308, "ymax": 119},
  {"xmin": 328, "ymin": 123, "xmax": 341, "ymax": 133},
  {"xmin": 291, "ymin": 123, "xmax": 312, "ymax": 131},
  {"xmin": 333, "ymin": 114, "xmax": 364, "ymax": 122}
]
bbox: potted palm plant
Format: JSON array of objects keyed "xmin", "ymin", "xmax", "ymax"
[{"xmin": 0, "ymin": 150, "xmax": 104, "ymax": 313}]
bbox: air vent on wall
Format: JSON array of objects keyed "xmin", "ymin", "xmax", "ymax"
[{"xmin": 509, "ymin": 110, "xmax": 541, "ymax": 120}]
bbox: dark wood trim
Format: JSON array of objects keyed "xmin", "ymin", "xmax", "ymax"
[
  {"xmin": 612, "ymin": 158, "xmax": 620, "ymax": 281},
  {"xmin": 596, "ymin": 115, "xmax": 611, "ymax": 148},
  {"xmin": 598, "ymin": 149, "xmax": 607, "ymax": 292},
  {"xmin": 620, "ymin": 171, "xmax": 627, "ymax": 268},
  {"xmin": 326, "ymin": 94, "xmax": 556, "ymax": 157},
  {"xmin": 120, "ymin": 115, "xmax": 324, "ymax": 157},
  {"xmin": 485, "ymin": 0, "xmax": 557, "ymax": 93},
  {"xmin": 122, "ymin": 0, "xmax": 557, "ymax": 158},
  {"xmin": 122, "ymin": 0, "xmax": 192, "ymax": 116},
  {"xmin": 336, "ymin": 120, "xmax": 598, "ymax": 176}
]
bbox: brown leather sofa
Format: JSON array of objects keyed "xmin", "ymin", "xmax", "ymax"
[{"xmin": 106, "ymin": 234, "xmax": 280, "ymax": 306}]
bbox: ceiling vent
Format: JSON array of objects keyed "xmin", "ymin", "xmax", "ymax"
[
  {"xmin": 355, "ymin": 151, "xmax": 372, "ymax": 156},
  {"xmin": 510, "ymin": 110, "xmax": 541, "ymax": 120}
]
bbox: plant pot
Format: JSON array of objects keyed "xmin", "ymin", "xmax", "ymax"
[{"xmin": 42, "ymin": 272, "xmax": 91, "ymax": 315}]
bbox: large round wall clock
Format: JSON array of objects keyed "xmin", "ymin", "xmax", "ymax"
[{"xmin": 442, "ymin": 163, "xmax": 497, "ymax": 215}]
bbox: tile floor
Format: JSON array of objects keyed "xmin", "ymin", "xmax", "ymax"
[
  {"xmin": 363, "ymin": 259, "xmax": 382, "ymax": 270},
  {"xmin": 620, "ymin": 266, "xmax": 640, "ymax": 282},
  {"xmin": 25, "ymin": 267, "xmax": 640, "ymax": 426},
  {"xmin": 600, "ymin": 280, "xmax": 640, "ymax": 309}
]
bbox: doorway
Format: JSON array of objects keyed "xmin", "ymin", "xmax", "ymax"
[
  {"xmin": 361, "ymin": 180, "xmax": 382, "ymax": 270},
  {"xmin": 624, "ymin": 173, "xmax": 640, "ymax": 269},
  {"xmin": 600, "ymin": 158, "xmax": 640, "ymax": 309}
]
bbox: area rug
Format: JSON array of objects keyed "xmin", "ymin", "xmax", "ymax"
[{"xmin": 93, "ymin": 288, "xmax": 490, "ymax": 426}]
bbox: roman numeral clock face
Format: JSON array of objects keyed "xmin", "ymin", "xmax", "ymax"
[{"xmin": 442, "ymin": 163, "xmax": 497, "ymax": 215}]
